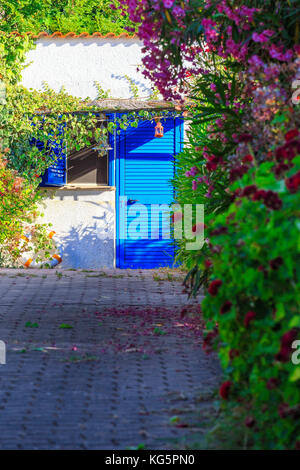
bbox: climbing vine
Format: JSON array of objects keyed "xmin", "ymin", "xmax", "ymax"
[{"xmin": 0, "ymin": 0, "xmax": 135, "ymax": 36}]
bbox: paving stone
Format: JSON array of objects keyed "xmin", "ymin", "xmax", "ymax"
[{"xmin": 0, "ymin": 268, "xmax": 220, "ymax": 449}]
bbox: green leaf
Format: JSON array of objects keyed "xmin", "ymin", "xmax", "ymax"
[{"xmin": 289, "ymin": 367, "xmax": 300, "ymax": 382}]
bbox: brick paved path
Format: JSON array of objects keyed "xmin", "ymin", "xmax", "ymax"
[{"xmin": 0, "ymin": 269, "xmax": 220, "ymax": 450}]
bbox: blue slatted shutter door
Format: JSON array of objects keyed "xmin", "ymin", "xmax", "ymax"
[{"xmin": 117, "ymin": 117, "xmax": 183, "ymax": 269}]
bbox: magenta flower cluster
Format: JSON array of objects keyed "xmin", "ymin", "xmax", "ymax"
[{"xmin": 117, "ymin": 0, "xmax": 298, "ymax": 104}]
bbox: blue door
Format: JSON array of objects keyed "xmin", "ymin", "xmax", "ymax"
[{"xmin": 115, "ymin": 117, "xmax": 183, "ymax": 269}]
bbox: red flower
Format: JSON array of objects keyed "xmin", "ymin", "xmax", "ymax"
[
  {"xmin": 205, "ymin": 154, "xmax": 223, "ymax": 172},
  {"xmin": 269, "ymin": 257, "xmax": 283, "ymax": 270},
  {"xmin": 208, "ymin": 279, "xmax": 222, "ymax": 296},
  {"xmin": 276, "ymin": 140, "xmax": 300, "ymax": 162},
  {"xmin": 237, "ymin": 133, "xmax": 253, "ymax": 143},
  {"xmin": 266, "ymin": 378, "xmax": 280, "ymax": 390},
  {"xmin": 203, "ymin": 329, "xmax": 218, "ymax": 354},
  {"xmin": 210, "ymin": 226, "xmax": 227, "ymax": 236},
  {"xmin": 285, "ymin": 129, "xmax": 299, "ymax": 142},
  {"xmin": 219, "ymin": 381, "xmax": 232, "ymax": 400},
  {"xmin": 242, "ymin": 154, "xmax": 254, "ymax": 163},
  {"xmin": 220, "ymin": 301, "xmax": 232, "ymax": 314},
  {"xmin": 241, "ymin": 185, "xmax": 257, "ymax": 196},
  {"xmin": 281, "ymin": 328, "xmax": 299, "ymax": 347},
  {"xmin": 252, "ymin": 189, "xmax": 282, "ymax": 210},
  {"xmin": 278, "ymin": 403, "xmax": 290, "ymax": 419},
  {"xmin": 206, "ymin": 161, "xmax": 218, "ymax": 171},
  {"xmin": 275, "ymin": 345, "xmax": 291, "ymax": 363},
  {"xmin": 244, "ymin": 311, "xmax": 256, "ymax": 328},
  {"xmin": 245, "ymin": 416, "xmax": 255, "ymax": 428},
  {"xmin": 229, "ymin": 165, "xmax": 248, "ymax": 182},
  {"xmin": 285, "ymin": 171, "xmax": 300, "ymax": 193},
  {"xmin": 171, "ymin": 211, "xmax": 182, "ymax": 223},
  {"xmin": 204, "ymin": 259, "xmax": 212, "ymax": 269},
  {"xmin": 229, "ymin": 349, "xmax": 239, "ymax": 360},
  {"xmin": 274, "ymin": 162, "xmax": 290, "ymax": 178},
  {"xmin": 192, "ymin": 222, "xmax": 205, "ymax": 234},
  {"xmin": 263, "ymin": 191, "xmax": 282, "ymax": 210},
  {"xmin": 275, "ymin": 330, "xmax": 299, "ymax": 363}
]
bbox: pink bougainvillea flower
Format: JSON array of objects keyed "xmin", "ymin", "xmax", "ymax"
[
  {"xmin": 163, "ymin": 0, "xmax": 174, "ymax": 8},
  {"xmin": 248, "ymin": 54, "xmax": 265, "ymax": 69},
  {"xmin": 185, "ymin": 166, "xmax": 198, "ymax": 177},
  {"xmin": 252, "ymin": 32, "xmax": 270, "ymax": 43},
  {"xmin": 269, "ymin": 44, "xmax": 293, "ymax": 62},
  {"xmin": 172, "ymin": 6, "xmax": 185, "ymax": 18},
  {"xmin": 192, "ymin": 180, "xmax": 198, "ymax": 191},
  {"xmin": 219, "ymin": 381, "xmax": 232, "ymax": 400}
]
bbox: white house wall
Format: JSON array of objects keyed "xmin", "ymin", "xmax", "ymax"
[
  {"xmin": 38, "ymin": 189, "xmax": 115, "ymax": 269},
  {"xmin": 21, "ymin": 38, "xmax": 152, "ymax": 99}
]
